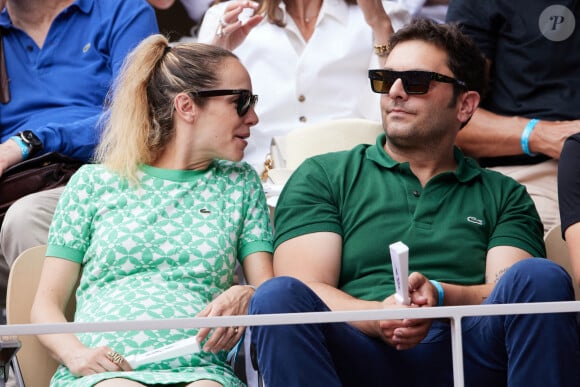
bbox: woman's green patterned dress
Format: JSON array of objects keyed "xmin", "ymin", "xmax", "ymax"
[{"xmin": 46, "ymin": 161, "xmax": 273, "ymax": 386}]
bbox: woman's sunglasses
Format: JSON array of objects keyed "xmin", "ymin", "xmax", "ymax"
[
  {"xmin": 190, "ymin": 89, "xmax": 258, "ymax": 116},
  {"xmin": 368, "ymin": 69, "xmax": 467, "ymax": 95}
]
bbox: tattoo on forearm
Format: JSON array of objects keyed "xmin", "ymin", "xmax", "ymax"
[{"xmin": 493, "ymin": 268, "xmax": 508, "ymax": 283}]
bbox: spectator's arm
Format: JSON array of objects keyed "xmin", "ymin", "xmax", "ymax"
[
  {"xmin": 242, "ymin": 251, "xmax": 274, "ymax": 287},
  {"xmin": 274, "ymin": 232, "xmax": 385, "ymax": 332},
  {"xmin": 436, "ymin": 245, "xmax": 532, "ymax": 307},
  {"xmin": 0, "ymin": 138, "xmax": 23, "ymax": 175},
  {"xmin": 456, "ymin": 108, "xmax": 580, "ymax": 160},
  {"xmin": 31, "ymin": 257, "xmax": 83, "ymax": 365},
  {"xmin": 357, "ymin": 0, "xmax": 394, "ymax": 46},
  {"xmin": 564, "ymin": 224, "xmax": 580, "ymax": 288},
  {"xmin": 456, "ymin": 56, "xmax": 580, "ymax": 160}
]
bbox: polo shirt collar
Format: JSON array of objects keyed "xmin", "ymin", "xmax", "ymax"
[
  {"xmin": 0, "ymin": 7, "xmax": 12, "ymax": 27},
  {"xmin": 366, "ymin": 133, "xmax": 481, "ymax": 182},
  {"xmin": 0, "ymin": 0, "xmax": 93, "ymax": 28},
  {"xmin": 74, "ymin": 0, "xmax": 94, "ymax": 14}
]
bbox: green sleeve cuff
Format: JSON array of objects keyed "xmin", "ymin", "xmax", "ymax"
[
  {"xmin": 45, "ymin": 245, "xmax": 85, "ymax": 263},
  {"xmin": 239, "ymin": 240, "xmax": 273, "ymax": 263}
]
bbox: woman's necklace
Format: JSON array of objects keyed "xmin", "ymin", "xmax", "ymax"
[
  {"xmin": 289, "ymin": 1, "xmax": 321, "ymax": 25},
  {"xmin": 304, "ymin": 9, "xmax": 318, "ymax": 23},
  {"xmin": 303, "ymin": 5, "xmax": 320, "ymax": 23}
]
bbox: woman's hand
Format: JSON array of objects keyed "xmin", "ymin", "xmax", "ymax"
[
  {"xmin": 64, "ymin": 346, "xmax": 132, "ymax": 376},
  {"xmin": 196, "ymin": 285, "xmax": 256, "ymax": 353},
  {"xmin": 211, "ymin": 1, "xmax": 263, "ymax": 51}
]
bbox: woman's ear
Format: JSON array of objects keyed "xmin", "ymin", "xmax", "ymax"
[{"xmin": 173, "ymin": 93, "xmax": 197, "ymax": 123}]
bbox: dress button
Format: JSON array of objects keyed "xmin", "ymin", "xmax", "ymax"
[
  {"xmin": 299, "ymin": 116, "xmax": 307, "ymax": 123},
  {"xmin": 298, "ymin": 94, "xmax": 306, "ymax": 102},
  {"xmin": 412, "ymin": 190, "xmax": 420, "ymax": 197}
]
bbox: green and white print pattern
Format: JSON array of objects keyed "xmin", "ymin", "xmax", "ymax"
[{"xmin": 46, "ymin": 161, "xmax": 273, "ymax": 386}]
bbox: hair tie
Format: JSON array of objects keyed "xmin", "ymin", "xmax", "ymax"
[{"xmin": 163, "ymin": 45, "xmax": 172, "ymax": 55}]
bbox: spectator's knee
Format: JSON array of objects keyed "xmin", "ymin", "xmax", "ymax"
[
  {"xmin": 505, "ymin": 258, "xmax": 574, "ymax": 302},
  {"xmin": 250, "ymin": 276, "xmax": 318, "ymax": 315}
]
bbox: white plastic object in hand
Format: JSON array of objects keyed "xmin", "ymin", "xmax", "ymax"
[
  {"xmin": 389, "ymin": 241, "xmax": 410, "ymax": 305},
  {"xmin": 124, "ymin": 336, "xmax": 200, "ymax": 369},
  {"xmin": 238, "ymin": 7, "xmax": 255, "ymax": 24}
]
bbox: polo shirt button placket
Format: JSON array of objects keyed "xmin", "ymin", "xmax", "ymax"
[{"xmin": 412, "ymin": 190, "xmax": 420, "ymax": 197}]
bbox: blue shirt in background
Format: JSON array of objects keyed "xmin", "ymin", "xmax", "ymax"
[{"xmin": 0, "ymin": 0, "xmax": 158, "ymax": 161}]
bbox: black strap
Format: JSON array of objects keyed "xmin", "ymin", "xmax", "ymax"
[
  {"xmin": 0, "ymin": 28, "xmax": 10, "ymax": 103},
  {"xmin": 0, "ymin": 27, "xmax": 10, "ymax": 104}
]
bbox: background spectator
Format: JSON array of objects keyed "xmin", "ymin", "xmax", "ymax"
[
  {"xmin": 199, "ymin": 0, "xmax": 411, "ymax": 172},
  {"xmin": 0, "ymin": 0, "xmax": 158, "ymax": 320},
  {"xmin": 446, "ymin": 0, "xmax": 580, "ymax": 233},
  {"xmin": 558, "ymin": 133, "xmax": 580, "ymax": 288}
]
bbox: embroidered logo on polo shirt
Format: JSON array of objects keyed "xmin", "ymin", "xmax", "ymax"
[
  {"xmin": 82, "ymin": 43, "xmax": 91, "ymax": 53},
  {"xmin": 539, "ymin": 5, "xmax": 575, "ymax": 42},
  {"xmin": 199, "ymin": 208, "xmax": 211, "ymax": 214},
  {"xmin": 467, "ymin": 216, "xmax": 483, "ymax": 226}
]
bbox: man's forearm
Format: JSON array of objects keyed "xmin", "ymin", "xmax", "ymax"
[
  {"xmin": 455, "ymin": 108, "xmax": 527, "ymax": 158},
  {"xmin": 457, "ymin": 108, "xmax": 580, "ymax": 159},
  {"xmin": 440, "ymin": 282, "xmax": 495, "ymax": 306}
]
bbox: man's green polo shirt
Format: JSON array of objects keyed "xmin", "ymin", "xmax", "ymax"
[{"xmin": 274, "ymin": 134, "xmax": 545, "ymax": 301}]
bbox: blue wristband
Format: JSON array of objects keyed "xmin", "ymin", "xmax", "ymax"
[
  {"xmin": 10, "ymin": 135, "xmax": 30, "ymax": 159},
  {"xmin": 429, "ymin": 280, "xmax": 444, "ymax": 307},
  {"xmin": 520, "ymin": 119, "xmax": 539, "ymax": 157}
]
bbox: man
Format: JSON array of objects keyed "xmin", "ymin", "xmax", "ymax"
[
  {"xmin": 446, "ymin": 1, "xmax": 580, "ymax": 233},
  {"xmin": 0, "ymin": 0, "xmax": 158, "ymax": 316},
  {"xmin": 249, "ymin": 19, "xmax": 579, "ymax": 386}
]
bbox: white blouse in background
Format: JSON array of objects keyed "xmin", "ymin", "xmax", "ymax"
[{"xmin": 199, "ymin": 0, "xmax": 411, "ymax": 171}]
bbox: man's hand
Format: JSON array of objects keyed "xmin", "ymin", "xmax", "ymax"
[
  {"xmin": 377, "ymin": 291, "xmax": 433, "ymax": 350},
  {"xmin": 380, "ymin": 317, "xmax": 432, "ymax": 350},
  {"xmin": 0, "ymin": 139, "xmax": 24, "ymax": 176},
  {"xmin": 371, "ymin": 273, "xmax": 440, "ymax": 350},
  {"xmin": 529, "ymin": 119, "xmax": 580, "ymax": 159},
  {"xmin": 408, "ymin": 272, "xmax": 440, "ymax": 307}
]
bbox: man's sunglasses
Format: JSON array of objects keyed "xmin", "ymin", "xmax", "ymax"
[
  {"xmin": 190, "ymin": 89, "xmax": 258, "ymax": 116},
  {"xmin": 368, "ymin": 69, "xmax": 467, "ymax": 95}
]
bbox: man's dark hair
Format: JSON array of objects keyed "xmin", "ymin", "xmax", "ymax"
[{"xmin": 389, "ymin": 18, "xmax": 487, "ymax": 98}]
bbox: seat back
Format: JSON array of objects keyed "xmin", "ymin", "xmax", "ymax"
[
  {"xmin": 6, "ymin": 245, "xmax": 76, "ymax": 386},
  {"xmin": 284, "ymin": 118, "xmax": 383, "ymax": 170},
  {"xmin": 544, "ymin": 224, "xmax": 580, "ymax": 300},
  {"xmin": 266, "ymin": 118, "xmax": 383, "ymax": 189}
]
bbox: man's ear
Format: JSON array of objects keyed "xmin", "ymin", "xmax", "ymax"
[
  {"xmin": 173, "ymin": 93, "xmax": 197, "ymax": 123},
  {"xmin": 457, "ymin": 91, "xmax": 480, "ymax": 126}
]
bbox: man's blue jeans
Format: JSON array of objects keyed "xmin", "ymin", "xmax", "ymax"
[{"xmin": 249, "ymin": 259, "xmax": 580, "ymax": 387}]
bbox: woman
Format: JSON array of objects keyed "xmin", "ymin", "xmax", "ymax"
[
  {"xmin": 31, "ymin": 34, "xmax": 273, "ymax": 387},
  {"xmin": 198, "ymin": 0, "xmax": 411, "ymax": 173}
]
